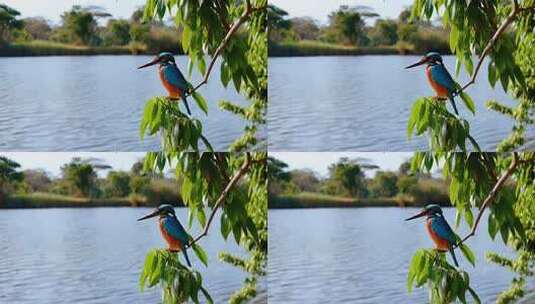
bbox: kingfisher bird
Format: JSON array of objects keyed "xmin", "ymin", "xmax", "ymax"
[
  {"xmin": 405, "ymin": 204, "xmax": 459, "ymax": 267},
  {"xmin": 138, "ymin": 52, "xmax": 192, "ymax": 115},
  {"xmin": 138, "ymin": 204, "xmax": 192, "ymax": 267},
  {"xmin": 405, "ymin": 52, "xmax": 460, "ymax": 115}
]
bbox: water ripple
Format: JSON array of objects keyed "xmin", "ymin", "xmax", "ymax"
[
  {"xmin": 0, "ymin": 208, "xmax": 258, "ymax": 303},
  {"xmin": 0, "ymin": 56, "xmax": 257, "ymax": 151},
  {"xmin": 268, "ymin": 208, "xmax": 535, "ymax": 303},
  {"xmin": 268, "ymin": 55, "xmax": 535, "ymax": 151}
]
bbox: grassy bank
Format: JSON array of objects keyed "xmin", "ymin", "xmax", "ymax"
[
  {"xmin": 268, "ymin": 40, "xmax": 452, "ymax": 57},
  {"xmin": 0, "ymin": 40, "xmax": 146, "ymax": 57},
  {"xmin": 269, "ymin": 192, "xmax": 450, "ymax": 209},
  {"xmin": 1, "ymin": 192, "xmax": 183, "ymax": 209},
  {"xmin": 269, "ymin": 40, "xmax": 401, "ymax": 57}
]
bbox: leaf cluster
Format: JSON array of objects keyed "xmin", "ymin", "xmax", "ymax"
[
  {"xmin": 407, "ymin": 249, "xmax": 480, "ymax": 304},
  {"xmin": 140, "ymin": 249, "xmax": 213, "ymax": 304},
  {"xmin": 140, "ymin": 97, "xmax": 212, "ymax": 151},
  {"xmin": 407, "ymin": 97, "xmax": 478, "ymax": 151}
]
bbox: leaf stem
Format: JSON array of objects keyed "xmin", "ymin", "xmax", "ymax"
[
  {"xmin": 186, "ymin": 153, "xmax": 252, "ymax": 248},
  {"xmin": 186, "ymin": 2, "xmax": 266, "ymax": 96},
  {"xmin": 454, "ymin": 153, "xmax": 518, "ymax": 248},
  {"xmin": 455, "ymin": 2, "xmax": 532, "ymax": 94}
]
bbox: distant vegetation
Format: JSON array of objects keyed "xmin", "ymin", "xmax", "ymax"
[
  {"xmin": 268, "ymin": 4, "xmax": 449, "ymax": 56},
  {"xmin": 0, "ymin": 4, "xmax": 181, "ymax": 56},
  {"xmin": 0, "ymin": 155, "xmax": 182, "ymax": 208},
  {"xmin": 268, "ymin": 156, "xmax": 449, "ymax": 208}
]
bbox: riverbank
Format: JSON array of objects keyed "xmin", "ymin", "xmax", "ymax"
[
  {"xmin": 0, "ymin": 40, "xmax": 182, "ymax": 57},
  {"xmin": 269, "ymin": 192, "xmax": 450, "ymax": 209},
  {"xmin": 0, "ymin": 192, "xmax": 184, "ymax": 209},
  {"xmin": 269, "ymin": 41, "xmax": 399, "ymax": 57},
  {"xmin": 268, "ymin": 40, "xmax": 452, "ymax": 57}
]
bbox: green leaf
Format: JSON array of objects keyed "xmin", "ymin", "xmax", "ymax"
[
  {"xmin": 407, "ymin": 98, "xmax": 425, "ymax": 138},
  {"xmin": 488, "ymin": 213, "xmax": 498, "ymax": 239},
  {"xmin": 459, "ymin": 92, "xmax": 475, "ymax": 114},
  {"xmin": 407, "ymin": 249, "xmax": 424, "ymax": 292},
  {"xmin": 192, "ymin": 243, "xmax": 208, "ymax": 267},
  {"xmin": 182, "ymin": 26, "xmax": 191, "ymax": 51},
  {"xmin": 197, "ymin": 208, "xmax": 206, "ymax": 227},
  {"xmin": 191, "ymin": 92, "xmax": 208, "ymax": 114},
  {"xmin": 464, "ymin": 208, "xmax": 473, "ymax": 228},
  {"xmin": 459, "ymin": 243, "xmax": 476, "ymax": 266},
  {"xmin": 220, "ymin": 62, "xmax": 230, "ymax": 87},
  {"xmin": 221, "ymin": 213, "xmax": 231, "ymax": 240},
  {"xmin": 488, "ymin": 62, "xmax": 497, "ymax": 88},
  {"xmin": 449, "ymin": 26, "xmax": 458, "ymax": 53}
]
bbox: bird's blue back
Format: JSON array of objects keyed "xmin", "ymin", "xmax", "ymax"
[
  {"xmin": 430, "ymin": 215, "xmax": 456, "ymax": 245},
  {"xmin": 161, "ymin": 215, "xmax": 189, "ymax": 246},
  {"xmin": 429, "ymin": 64, "xmax": 456, "ymax": 94},
  {"xmin": 162, "ymin": 63, "xmax": 189, "ymax": 91}
]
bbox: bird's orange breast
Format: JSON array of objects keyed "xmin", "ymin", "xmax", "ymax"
[
  {"xmin": 426, "ymin": 219, "xmax": 449, "ymax": 251},
  {"xmin": 159, "ymin": 220, "xmax": 183, "ymax": 252},
  {"xmin": 158, "ymin": 67, "xmax": 182, "ymax": 99},
  {"xmin": 426, "ymin": 66, "xmax": 449, "ymax": 98}
]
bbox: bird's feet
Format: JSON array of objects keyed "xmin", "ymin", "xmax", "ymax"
[{"xmin": 432, "ymin": 96, "xmax": 448, "ymax": 101}]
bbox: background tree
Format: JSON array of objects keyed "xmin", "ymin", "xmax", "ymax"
[
  {"xmin": 369, "ymin": 171, "xmax": 398, "ymax": 197},
  {"xmin": 289, "ymin": 169, "xmax": 319, "ymax": 192},
  {"xmin": 0, "ymin": 156, "xmax": 24, "ymax": 201},
  {"xmin": 21, "ymin": 17, "xmax": 51, "ymax": 40},
  {"xmin": 60, "ymin": 157, "xmax": 110, "ymax": 197},
  {"xmin": 22, "ymin": 169, "xmax": 51, "ymax": 192},
  {"xmin": 368, "ymin": 19, "xmax": 398, "ymax": 46},
  {"xmin": 267, "ymin": 5, "xmax": 291, "ymax": 41},
  {"xmin": 0, "ymin": 4, "xmax": 23, "ymax": 44},
  {"xmin": 56, "ymin": 5, "xmax": 111, "ymax": 45},
  {"xmin": 103, "ymin": 171, "xmax": 131, "ymax": 197},
  {"xmin": 322, "ymin": 5, "xmax": 378, "ymax": 45},
  {"xmin": 102, "ymin": 19, "xmax": 131, "ymax": 46},
  {"xmin": 288, "ymin": 17, "xmax": 319, "ymax": 40},
  {"xmin": 327, "ymin": 157, "xmax": 378, "ymax": 197}
]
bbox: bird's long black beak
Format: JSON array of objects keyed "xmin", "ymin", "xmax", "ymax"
[
  {"xmin": 405, "ymin": 58, "xmax": 427, "ymax": 69},
  {"xmin": 138, "ymin": 57, "xmax": 160, "ymax": 69},
  {"xmin": 405, "ymin": 209, "xmax": 427, "ymax": 221},
  {"xmin": 137, "ymin": 209, "xmax": 159, "ymax": 221}
]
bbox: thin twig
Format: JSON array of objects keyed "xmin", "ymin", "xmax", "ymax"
[
  {"xmin": 187, "ymin": 153, "xmax": 252, "ymax": 248},
  {"xmin": 186, "ymin": 2, "xmax": 266, "ymax": 96},
  {"xmin": 454, "ymin": 153, "xmax": 518, "ymax": 248},
  {"xmin": 455, "ymin": 2, "xmax": 531, "ymax": 94}
]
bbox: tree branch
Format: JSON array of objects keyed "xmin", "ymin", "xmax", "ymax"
[
  {"xmin": 454, "ymin": 153, "xmax": 518, "ymax": 248},
  {"xmin": 187, "ymin": 153, "xmax": 252, "ymax": 247},
  {"xmin": 455, "ymin": 2, "xmax": 532, "ymax": 94},
  {"xmin": 186, "ymin": 2, "xmax": 266, "ymax": 96}
]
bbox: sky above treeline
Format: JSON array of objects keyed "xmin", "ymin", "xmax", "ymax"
[
  {"xmin": 270, "ymin": 0, "xmax": 415, "ymax": 25},
  {"xmin": 3, "ymin": 0, "xmax": 146, "ymax": 24}
]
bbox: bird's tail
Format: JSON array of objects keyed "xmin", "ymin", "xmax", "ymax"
[
  {"xmin": 449, "ymin": 247, "xmax": 459, "ymax": 267},
  {"xmin": 182, "ymin": 247, "xmax": 192, "ymax": 267},
  {"xmin": 449, "ymin": 96, "xmax": 460, "ymax": 116},
  {"xmin": 180, "ymin": 93, "xmax": 192, "ymax": 115}
]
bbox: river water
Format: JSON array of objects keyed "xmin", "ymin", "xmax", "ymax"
[
  {"xmin": 268, "ymin": 208, "xmax": 534, "ymax": 303},
  {"xmin": 0, "ymin": 207, "xmax": 265, "ymax": 303},
  {"xmin": 0, "ymin": 55, "xmax": 250, "ymax": 151},
  {"xmin": 269, "ymin": 55, "xmax": 533, "ymax": 151}
]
